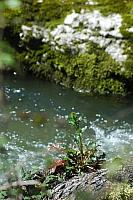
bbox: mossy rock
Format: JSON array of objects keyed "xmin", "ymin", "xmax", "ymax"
[{"xmin": 3, "ymin": 0, "xmax": 133, "ymax": 95}]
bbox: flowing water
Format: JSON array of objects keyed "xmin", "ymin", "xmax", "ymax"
[{"xmin": 0, "ymin": 74, "xmax": 133, "ymax": 182}]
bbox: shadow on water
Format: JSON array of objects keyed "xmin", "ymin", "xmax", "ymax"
[{"xmin": 0, "ymin": 73, "xmax": 133, "ymax": 182}]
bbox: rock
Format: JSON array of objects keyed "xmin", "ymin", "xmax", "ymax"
[
  {"xmin": 86, "ymin": 0, "xmax": 97, "ymax": 5},
  {"xmin": 64, "ymin": 12, "xmax": 80, "ymax": 26},
  {"xmin": 48, "ymin": 161, "xmax": 133, "ymax": 200},
  {"xmin": 5, "ymin": 0, "xmax": 133, "ymax": 95},
  {"xmin": 20, "ymin": 9, "xmax": 126, "ymax": 63},
  {"xmin": 128, "ymin": 27, "xmax": 133, "ymax": 33},
  {"xmin": 49, "ymin": 169, "xmax": 109, "ymax": 200}
]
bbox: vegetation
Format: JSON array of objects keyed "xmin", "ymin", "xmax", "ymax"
[
  {"xmin": 16, "ymin": 41, "xmax": 125, "ymax": 95},
  {"xmin": 1, "ymin": 1, "xmax": 133, "ymax": 199},
  {"xmin": 94, "ymin": 0, "xmax": 133, "ymax": 88},
  {"xmin": 0, "ymin": 113, "xmax": 133, "ymax": 199},
  {"xmin": 2, "ymin": 0, "xmax": 133, "ymax": 95},
  {"xmin": 104, "ymin": 183, "xmax": 133, "ymax": 200},
  {"xmin": 0, "ymin": 112, "xmax": 105, "ymax": 199},
  {"xmin": 0, "ymin": 0, "xmax": 21, "ymax": 70}
]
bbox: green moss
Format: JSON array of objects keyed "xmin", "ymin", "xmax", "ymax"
[
  {"xmin": 17, "ymin": 37, "xmax": 127, "ymax": 95},
  {"xmin": 104, "ymin": 183, "xmax": 133, "ymax": 200},
  {"xmin": 93, "ymin": 0, "xmax": 133, "ymax": 16},
  {"xmin": 4, "ymin": 0, "xmax": 89, "ymax": 29},
  {"xmin": 3, "ymin": 0, "xmax": 133, "ymax": 95},
  {"xmin": 93, "ymin": 0, "xmax": 133, "ymax": 81}
]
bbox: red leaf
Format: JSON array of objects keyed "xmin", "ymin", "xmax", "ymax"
[{"xmin": 49, "ymin": 159, "xmax": 66, "ymax": 173}]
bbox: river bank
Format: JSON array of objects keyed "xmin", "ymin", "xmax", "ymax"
[{"xmin": 3, "ymin": 0, "xmax": 133, "ymax": 95}]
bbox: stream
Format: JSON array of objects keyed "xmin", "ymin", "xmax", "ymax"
[{"xmin": 0, "ymin": 74, "xmax": 133, "ymax": 183}]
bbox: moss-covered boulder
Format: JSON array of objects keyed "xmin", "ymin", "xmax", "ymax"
[{"xmin": 4, "ymin": 0, "xmax": 133, "ymax": 95}]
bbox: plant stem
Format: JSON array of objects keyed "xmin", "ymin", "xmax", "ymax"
[{"xmin": 77, "ymin": 128, "xmax": 84, "ymax": 165}]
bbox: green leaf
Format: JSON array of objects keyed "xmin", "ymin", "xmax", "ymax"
[{"xmin": 68, "ymin": 112, "xmax": 79, "ymax": 127}]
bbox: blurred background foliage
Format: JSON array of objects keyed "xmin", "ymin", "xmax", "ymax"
[
  {"xmin": 0, "ymin": 0, "xmax": 21, "ymax": 70},
  {"xmin": 0, "ymin": 0, "xmax": 21, "ymax": 174}
]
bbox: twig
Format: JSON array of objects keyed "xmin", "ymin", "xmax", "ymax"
[{"xmin": 0, "ymin": 180, "xmax": 41, "ymax": 191}]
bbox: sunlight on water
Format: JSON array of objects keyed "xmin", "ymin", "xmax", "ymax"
[
  {"xmin": 90, "ymin": 115, "xmax": 133, "ymax": 158},
  {"xmin": 0, "ymin": 74, "xmax": 133, "ymax": 183}
]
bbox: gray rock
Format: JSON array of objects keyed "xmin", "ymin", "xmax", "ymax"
[
  {"xmin": 20, "ymin": 10, "xmax": 127, "ymax": 63},
  {"xmin": 64, "ymin": 12, "xmax": 80, "ymax": 26},
  {"xmin": 49, "ymin": 169, "xmax": 108, "ymax": 200}
]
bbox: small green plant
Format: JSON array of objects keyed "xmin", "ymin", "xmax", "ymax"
[
  {"xmin": 0, "ymin": 191, "xmax": 7, "ymax": 200},
  {"xmin": 64, "ymin": 112, "xmax": 105, "ymax": 175},
  {"xmin": 68, "ymin": 112, "xmax": 84, "ymax": 163},
  {"xmin": 0, "ymin": 113, "xmax": 105, "ymax": 200},
  {"xmin": 45, "ymin": 112, "xmax": 105, "ymax": 180},
  {"xmin": 38, "ymin": 112, "xmax": 106, "ymax": 199}
]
